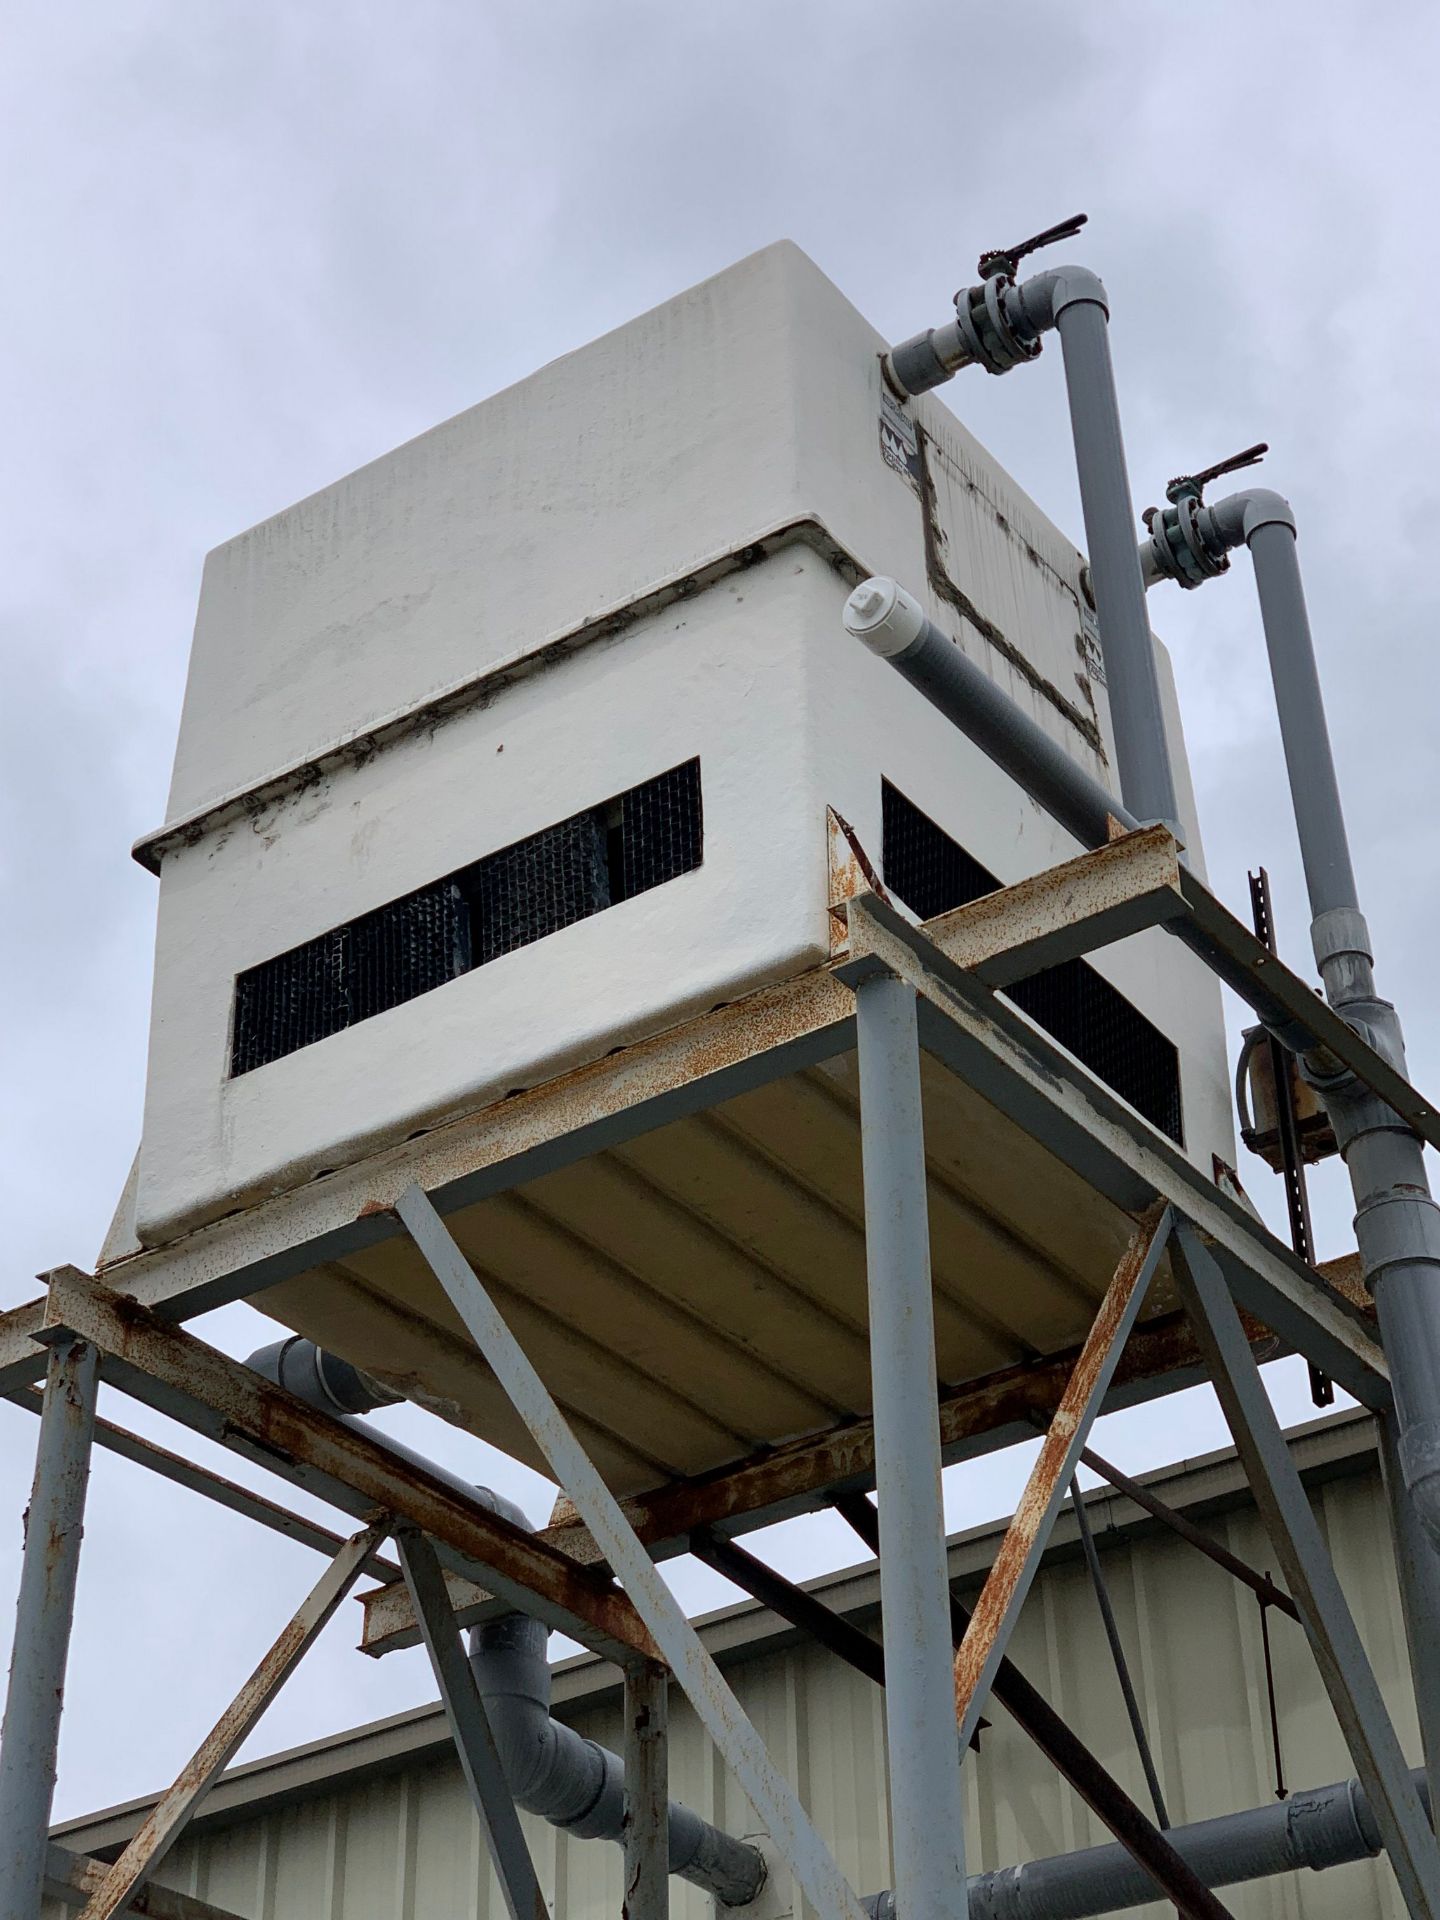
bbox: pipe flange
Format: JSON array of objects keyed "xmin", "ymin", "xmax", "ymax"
[
  {"xmin": 952, "ymin": 275, "xmax": 1041, "ymax": 376},
  {"xmin": 1144, "ymin": 494, "xmax": 1230, "ymax": 590}
]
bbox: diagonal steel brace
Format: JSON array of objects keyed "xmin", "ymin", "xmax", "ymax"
[
  {"xmin": 76, "ymin": 1518, "xmax": 390, "ymax": 1920},
  {"xmin": 395, "ymin": 1181, "xmax": 860, "ymax": 1920},
  {"xmin": 953, "ymin": 1204, "xmax": 1173, "ymax": 1750},
  {"xmin": 1173, "ymin": 1219, "xmax": 1440, "ymax": 1920}
]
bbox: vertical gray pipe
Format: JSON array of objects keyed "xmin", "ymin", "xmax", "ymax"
[
  {"xmin": 1379, "ymin": 1415, "xmax": 1440, "ymax": 1830},
  {"xmin": 0, "ymin": 1337, "xmax": 99, "ymax": 1920},
  {"xmin": 1244, "ymin": 518, "xmax": 1362, "ymax": 927},
  {"xmin": 1240, "ymin": 514, "xmax": 1440, "ymax": 1559},
  {"xmin": 1046, "ymin": 283, "xmax": 1180, "ymax": 834},
  {"xmin": 854, "ymin": 971, "xmax": 969, "ymax": 1920}
]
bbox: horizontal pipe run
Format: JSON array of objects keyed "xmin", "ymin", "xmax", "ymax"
[{"xmin": 865, "ymin": 1768, "xmax": 1426, "ymax": 1920}]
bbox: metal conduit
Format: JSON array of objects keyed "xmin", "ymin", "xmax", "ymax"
[
  {"xmin": 863, "ymin": 1767, "xmax": 1426, "ymax": 1920},
  {"xmin": 244, "ymin": 1339, "xmax": 766, "ymax": 1907}
]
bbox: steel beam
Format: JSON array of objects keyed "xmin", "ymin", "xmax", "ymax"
[
  {"xmin": 44, "ymin": 1845, "xmax": 246, "ymax": 1920},
  {"xmin": 852, "ymin": 969, "xmax": 969, "ymax": 1920},
  {"xmin": 623, "ymin": 1663, "xmax": 669, "ymax": 1920},
  {"xmin": 690, "ymin": 1528, "xmax": 885, "ymax": 1685},
  {"xmin": 1172, "ymin": 1220, "xmax": 1440, "ymax": 1918},
  {"xmin": 40, "ymin": 1266, "xmax": 653, "ymax": 1665},
  {"xmin": 396, "ymin": 1527, "xmax": 546, "ymax": 1920},
  {"xmin": 844, "ymin": 893, "xmax": 1389, "ymax": 1407},
  {"xmin": 394, "ymin": 1180, "xmax": 862, "ymax": 1920},
  {"xmin": 75, "ymin": 1520, "xmax": 389, "ymax": 1920},
  {"xmin": 953, "ymin": 1208, "xmax": 1172, "ymax": 1751},
  {"xmin": 0, "ymin": 1334, "xmax": 99, "ymax": 1920},
  {"xmin": 6, "ymin": 1382, "xmax": 401, "ymax": 1581},
  {"xmin": 835, "ymin": 1495, "xmax": 1235, "ymax": 1920},
  {"xmin": 360, "ymin": 1306, "xmax": 1282, "ymax": 1656}
]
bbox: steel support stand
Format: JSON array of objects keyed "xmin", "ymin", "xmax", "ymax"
[
  {"xmin": 1069, "ymin": 1477, "xmax": 1170, "ymax": 1828},
  {"xmin": 76, "ymin": 1519, "xmax": 389, "ymax": 1920},
  {"xmin": 953, "ymin": 1206, "xmax": 1173, "ymax": 1751},
  {"xmin": 853, "ymin": 970, "xmax": 969, "ymax": 1920},
  {"xmin": 0, "ymin": 1333, "xmax": 99, "ymax": 1920},
  {"xmin": 396, "ymin": 1526, "xmax": 546, "ymax": 1920},
  {"xmin": 1379, "ymin": 1413, "xmax": 1440, "ymax": 1831},
  {"xmin": 394, "ymin": 1182, "xmax": 857, "ymax": 1920},
  {"xmin": 623, "ymin": 1663, "xmax": 669, "ymax": 1920},
  {"xmin": 1172, "ymin": 1219, "xmax": 1440, "ymax": 1919}
]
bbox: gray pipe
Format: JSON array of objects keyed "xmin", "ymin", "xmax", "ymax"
[
  {"xmin": 864, "ymin": 1767, "xmax": 1426, "ymax": 1920},
  {"xmin": 244, "ymin": 1339, "xmax": 765, "ymax": 1907},
  {"xmin": 1140, "ymin": 490, "xmax": 1440, "ymax": 1552},
  {"xmin": 885, "ymin": 260, "xmax": 1181, "ymax": 833},
  {"xmin": 1023, "ymin": 269, "xmax": 1181, "ymax": 836},
  {"xmin": 842, "ymin": 578, "xmax": 1137, "ymax": 851}
]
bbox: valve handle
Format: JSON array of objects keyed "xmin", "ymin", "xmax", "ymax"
[
  {"xmin": 976, "ymin": 212, "xmax": 1088, "ymax": 282},
  {"xmin": 1164, "ymin": 441, "xmax": 1269, "ymax": 504}
]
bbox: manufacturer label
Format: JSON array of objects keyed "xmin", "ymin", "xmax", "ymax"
[{"xmin": 879, "ymin": 389, "xmax": 921, "ymax": 495}]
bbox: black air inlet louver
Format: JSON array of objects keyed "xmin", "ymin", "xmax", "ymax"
[{"xmin": 231, "ymin": 759, "xmax": 703, "ymax": 1077}]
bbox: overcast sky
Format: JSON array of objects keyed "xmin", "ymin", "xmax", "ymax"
[{"xmin": 3, "ymin": 2, "xmax": 1438, "ymax": 1828}]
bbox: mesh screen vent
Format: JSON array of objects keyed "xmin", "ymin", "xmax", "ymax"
[
  {"xmin": 881, "ymin": 780, "xmax": 1183, "ymax": 1144},
  {"xmin": 231, "ymin": 759, "xmax": 702, "ymax": 1077}
]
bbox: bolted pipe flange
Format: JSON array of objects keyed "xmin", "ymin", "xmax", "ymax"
[
  {"xmin": 952, "ymin": 273, "xmax": 1043, "ymax": 375},
  {"xmin": 1142, "ymin": 491, "xmax": 1231, "ymax": 589}
]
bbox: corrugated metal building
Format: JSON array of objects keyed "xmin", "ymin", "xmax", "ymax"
[{"xmin": 49, "ymin": 1410, "xmax": 1416, "ymax": 1919}]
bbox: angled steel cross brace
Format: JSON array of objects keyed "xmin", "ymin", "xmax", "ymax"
[
  {"xmin": 74, "ymin": 1518, "xmax": 390, "ymax": 1920},
  {"xmin": 44, "ymin": 1847, "xmax": 246, "ymax": 1920},
  {"xmin": 396, "ymin": 1527, "xmax": 547, "ymax": 1920},
  {"xmin": 1173, "ymin": 1220, "xmax": 1440, "ymax": 1920},
  {"xmin": 394, "ymin": 1182, "xmax": 860, "ymax": 1920},
  {"xmin": 952, "ymin": 1205, "xmax": 1173, "ymax": 1751}
]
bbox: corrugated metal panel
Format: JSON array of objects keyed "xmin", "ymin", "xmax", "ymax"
[{"xmin": 48, "ymin": 1418, "xmax": 1419, "ymax": 1920}]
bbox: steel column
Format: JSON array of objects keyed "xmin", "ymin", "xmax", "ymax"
[
  {"xmin": 0, "ymin": 1333, "xmax": 99, "ymax": 1920},
  {"xmin": 1172, "ymin": 1220, "xmax": 1440, "ymax": 1918},
  {"xmin": 394, "ymin": 1182, "xmax": 853, "ymax": 1920},
  {"xmin": 623, "ymin": 1664, "xmax": 669, "ymax": 1920},
  {"xmin": 853, "ymin": 970, "xmax": 969, "ymax": 1920},
  {"xmin": 953, "ymin": 1207, "xmax": 1172, "ymax": 1751},
  {"xmin": 1379, "ymin": 1413, "xmax": 1440, "ymax": 1830},
  {"xmin": 396, "ymin": 1527, "xmax": 546, "ymax": 1920},
  {"xmin": 75, "ymin": 1520, "xmax": 389, "ymax": 1920}
]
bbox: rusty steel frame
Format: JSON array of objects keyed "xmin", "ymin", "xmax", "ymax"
[
  {"xmin": 951, "ymin": 1206, "xmax": 1174, "ymax": 1752},
  {"xmin": 39, "ymin": 1266, "xmax": 654, "ymax": 1666},
  {"xmin": 2, "ymin": 826, "xmax": 1429, "ymax": 1919},
  {"xmin": 74, "ymin": 1519, "xmax": 390, "ymax": 1920}
]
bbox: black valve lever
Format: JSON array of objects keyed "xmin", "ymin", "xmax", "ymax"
[
  {"xmin": 1164, "ymin": 441, "xmax": 1269, "ymax": 505},
  {"xmin": 976, "ymin": 213, "xmax": 1088, "ymax": 283}
]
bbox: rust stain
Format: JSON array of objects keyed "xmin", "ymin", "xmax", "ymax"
[
  {"xmin": 952, "ymin": 1204, "xmax": 1166, "ymax": 1728},
  {"xmin": 916, "ymin": 426, "xmax": 1108, "ymax": 759}
]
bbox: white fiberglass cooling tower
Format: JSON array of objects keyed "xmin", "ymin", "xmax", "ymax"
[{"xmin": 130, "ymin": 241, "xmax": 1230, "ymax": 1268}]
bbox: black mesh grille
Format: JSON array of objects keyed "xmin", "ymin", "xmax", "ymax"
[
  {"xmin": 467, "ymin": 813, "xmax": 610, "ymax": 966},
  {"xmin": 881, "ymin": 780, "xmax": 1183, "ymax": 1143},
  {"xmin": 231, "ymin": 759, "xmax": 703, "ymax": 1076},
  {"xmin": 620, "ymin": 758, "xmax": 704, "ymax": 899}
]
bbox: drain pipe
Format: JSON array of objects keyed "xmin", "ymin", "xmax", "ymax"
[
  {"xmin": 884, "ymin": 214, "xmax": 1180, "ymax": 835},
  {"xmin": 1138, "ymin": 473, "xmax": 1440, "ymax": 1556},
  {"xmin": 245, "ymin": 1339, "xmax": 766, "ymax": 1907},
  {"xmin": 864, "ymin": 1766, "xmax": 1427, "ymax": 1920}
]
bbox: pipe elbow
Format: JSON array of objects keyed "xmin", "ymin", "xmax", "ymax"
[
  {"xmin": 1205, "ymin": 487, "xmax": 1296, "ymax": 544},
  {"xmin": 1020, "ymin": 263, "xmax": 1109, "ymax": 331}
]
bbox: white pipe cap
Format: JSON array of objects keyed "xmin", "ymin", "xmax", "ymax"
[{"xmin": 842, "ymin": 576, "xmax": 926, "ymax": 658}]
